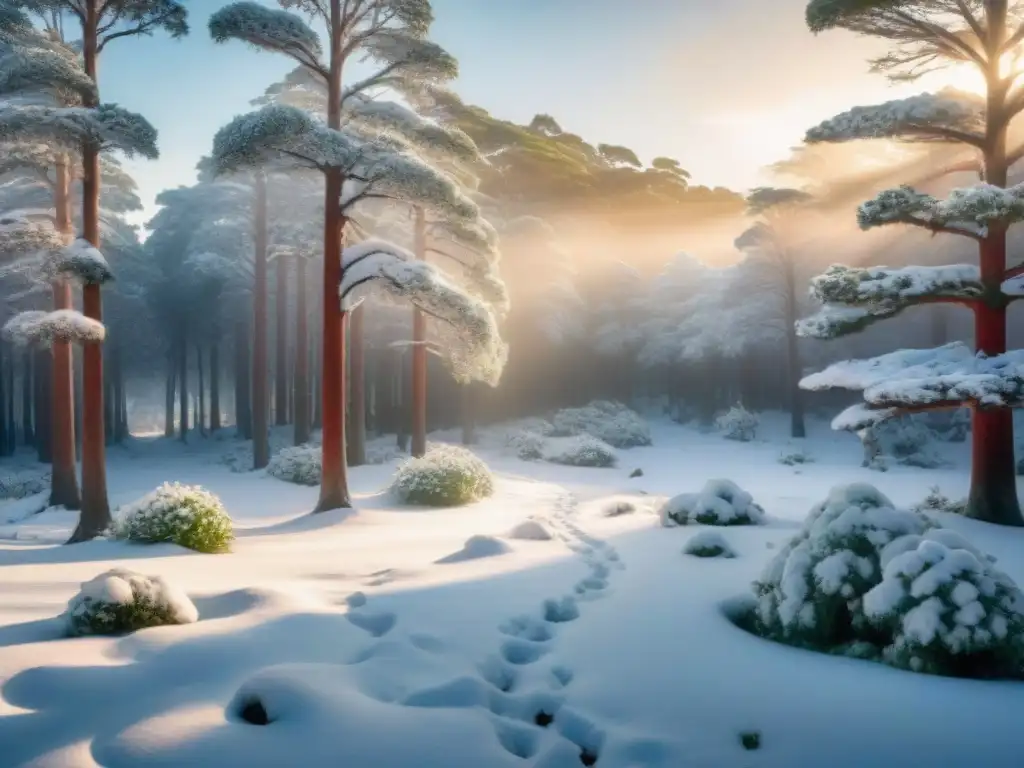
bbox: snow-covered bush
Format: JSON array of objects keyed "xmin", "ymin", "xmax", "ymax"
[
  {"xmin": 914, "ymin": 487, "xmax": 966, "ymax": 516},
  {"xmin": 749, "ymin": 483, "xmax": 1024, "ymax": 678},
  {"xmin": 266, "ymin": 444, "xmax": 320, "ymax": 485},
  {"xmin": 550, "ymin": 400, "xmax": 652, "ymax": 448},
  {"xmin": 114, "ymin": 483, "xmax": 234, "ymax": 554},
  {"xmin": 541, "ymin": 434, "xmax": 618, "ymax": 468},
  {"xmin": 505, "ymin": 429, "xmax": 547, "ymax": 460},
  {"xmin": 715, "ymin": 404, "xmax": 759, "ymax": 442},
  {"xmin": 779, "ymin": 449, "xmax": 814, "ymax": 466},
  {"xmin": 62, "ymin": 568, "xmax": 198, "ymax": 637},
  {"xmin": 660, "ymin": 480, "xmax": 765, "ymax": 527},
  {"xmin": 862, "ymin": 538, "xmax": 1024, "ymax": 677},
  {"xmin": 683, "ymin": 530, "xmax": 736, "ymax": 558},
  {"xmin": 390, "ymin": 444, "xmax": 495, "ymax": 506},
  {"xmin": 0, "ymin": 467, "xmax": 49, "ymax": 500}
]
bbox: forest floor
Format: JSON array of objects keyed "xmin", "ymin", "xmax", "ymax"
[{"xmin": 0, "ymin": 413, "xmax": 1022, "ymax": 767}]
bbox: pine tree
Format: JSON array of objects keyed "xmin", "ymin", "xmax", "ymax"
[{"xmin": 799, "ymin": 0, "xmax": 1024, "ymax": 526}]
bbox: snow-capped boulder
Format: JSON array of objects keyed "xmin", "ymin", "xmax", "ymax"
[
  {"xmin": 660, "ymin": 480, "xmax": 765, "ymax": 527},
  {"xmin": 63, "ymin": 568, "xmax": 198, "ymax": 637},
  {"xmin": 390, "ymin": 444, "xmax": 494, "ymax": 506},
  {"xmin": 114, "ymin": 482, "xmax": 234, "ymax": 554}
]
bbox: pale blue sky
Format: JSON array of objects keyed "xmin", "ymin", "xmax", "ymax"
[{"xmin": 97, "ymin": 0, "xmax": 911, "ymax": 226}]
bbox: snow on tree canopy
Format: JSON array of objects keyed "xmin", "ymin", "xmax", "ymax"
[
  {"xmin": 339, "ymin": 239, "xmax": 507, "ymax": 386},
  {"xmin": 347, "ymin": 95, "xmax": 480, "ymax": 165},
  {"xmin": 208, "ymin": 2, "xmax": 323, "ymax": 59},
  {"xmin": 0, "ymin": 103, "xmax": 158, "ymax": 158},
  {"xmin": 858, "ymin": 183, "xmax": 1024, "ymax": 236},
  {"xmin": 797, "ymin": 264, "xmax": 983, "ymax": 338},
  {"xmin": 0, "ymin": 45, "xmax": 97, "ymax": 105},
  {"xmin": 3, "ymin": 309, "xmax": 105, "ymax": 346},
  {"xmin": 43, "ymin": 238, "xmax": 113, "ymax": 285},
  {"xmin": 805, "ymin": 89, "xmax": 985, "ymax": 144}
]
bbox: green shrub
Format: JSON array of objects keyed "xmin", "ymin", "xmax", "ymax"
[
  {"xmin": 114, "ymin": 482, "xmax": 233, "ymax": 553},
  {"xmin": 63, "ymin": 568, "xmax": 198, "ymax": 637},
  {"xmin": 267, "ymin": 444, "xmax": 321, "ymax": 485},
  {"xmin": 390, "ymin": 445, "xmax": 495, "ymax": 506}
]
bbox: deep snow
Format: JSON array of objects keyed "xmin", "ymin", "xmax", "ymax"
[{"xmin": 1, "ymin": 413, "xmax": 1023, "ymax": 767}]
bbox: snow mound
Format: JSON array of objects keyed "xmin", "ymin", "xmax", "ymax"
[
  {"xmin": 436, "ymin": 534, "xmax": 512, "ymax": 564},
  {"xmin": 506, "ymin": 519, "xmax": 553, "ymax": 541},
  {"xmin": 0, "ymin": 465, "xmax": 49, "ymax": 500},
  {"xmin": 390, "ymin": 444, "xmax": 494, "ymax": 506},
  {"xmin": 715, "ymin": 405, "xmax": 759, "ymax": 442},
  {"xmin": 541, "ymin": 434, "xmax": 618, "ymax": 468},
  {"xmin": 659, "ymin": 480, "xmax": 765, "ymax": 527},
  {"xmin": 749, "ymin": 483, "xmax": 1024, "ymax": 678},
  {"xmin": 63, "ymin": 568, "xmax": 198, "ymax": 637},
  {"xmin": 683, "ymin": 530, "xmax": 736, "ymax": 558},
  {"xmin": 113, "ymin": 482, "xmax": 234, "ymax": 554},
  {"xmin": 549, "ymin": 400, "xmax": 652, "ymax": 448},
  {"xmin": 267, "ymin": 443, "xmax": 321, "ymax": 486}
]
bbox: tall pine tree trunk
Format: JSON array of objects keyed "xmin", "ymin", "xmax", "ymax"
[
  {"xmin": 783, "ymin": 258, "xmax": 806, "ymax": 438},
  {"xmin": 197, "ymin": 343, "xmax": 206, "ymax": 437},
  {"xmin": 178, "ymin": 326, "xmax": 189, "ymax": 441},
  {"xmin": 0, "ymin": 342, "xmax": 8, "ymax": 458},
  {"xmin": 294, "ymin": 256, "xmax": 311, "ymax": 445},
  {"xmin": 164, "ymin": 357, "xmax": 175, "ymax": 438},
  {"xmin": 411, "ymin": 207, "xmax": 428, "ymax": 458},
  {"xmin": 210, "ymin": 339, "xmax": 221, "ymax": 433},
  {"xmin": 967, "ymin": 18, "xmax": 1022, "ymax": 525},
  {"xmin": 234, "ymin": 317, "xmax": 252, "ymax": 439},
  {"xmin": 69, "ymin": 9, "xmax": 111, "ymax": 543},
  {"xmin": 34, "ymin": 349, "xmax": 52, "ymax": 462},
  {"xmin": 252, "ymin": 173, "xmax": 270, "ymax": 469},
  {"xmin": 275, "ymin": 253, "xmax": 288, "ymax": 426},
  {"xmin": 21, "ymin": 349, "xmax": 33, "ymax": 449},
  {"xmin": 6, "ymin": 359, "xmax": 15, "ymax": 455},
  {"xmin": 347, "ymin": 303, "xmax": 366, "ymax": 465}
]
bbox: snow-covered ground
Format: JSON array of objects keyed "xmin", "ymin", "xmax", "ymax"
[{"xmin": 1, "ymin": 413, "xmax": 1023, "ymax": 767}]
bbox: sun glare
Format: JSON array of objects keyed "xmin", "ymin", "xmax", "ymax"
[{"xmin": 926, "ymin": 54, "xmax": 1024, "ymax": 96}]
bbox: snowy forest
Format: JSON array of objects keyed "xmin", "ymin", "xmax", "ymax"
[{"xmin": 4, "ymin": 1, "xmax": 1024, "ymax": 767}]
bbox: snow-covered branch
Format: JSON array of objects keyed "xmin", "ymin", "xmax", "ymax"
[
  {"xmin": 2, "ymin": 309, "xmax": 105, "ymax": 346},
  {"xmin": 805, "ymin": 89, "xmax": 986, "ymax": 147},
  {"xmin": 0, "ymin": 46, "xmax": 96, "ymax": 105},
  {"xmin": 858, "ymin": 183, "xmax": 1024, "ymax": 238},
  {"xmin": 0, "ymin": 103, "xmax": 158, "ymax": 158},
  {"xmin": 347, "ymin": 94, "xmax": 480, "ymax": 165},
  {"xmin": 208, "ymin": 2, "xmax": 326, "ymax": 76},
  {"xmin": 42, "ymin": 238, "xmax": 113, "ymax": 285},
  {"xmin": 339, "ymin": 238, "xmax": 507, "ymax": 385}
]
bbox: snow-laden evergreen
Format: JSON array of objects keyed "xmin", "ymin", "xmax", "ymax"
[
  {"xmin": 390, "ymin": 444, "xmax": 495, "ymax": 506},
  {"xmin": 114, "ymin": 483, "xmax": 234, "ymax": 554},
  {"xmin": 63, "ymin": 569, "xmax": 198, "ymax": 637},
  {"xmin": 2, "ymin": 308, "xmax": 105, "ymax": 345},
  {"xmin": 660, "ymin": 480, "xmax": 766, "ymax": 527}
]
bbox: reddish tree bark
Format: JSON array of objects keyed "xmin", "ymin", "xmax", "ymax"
[
  {"xmin": 411, "ymin": 207, "xmax": 428, "ymax": 458},
  {"xmin": 275, "ymin": 252, "xmax": 288, "ymax": 426},
  {"xmin": 294, "ymin": 256, "xmax": 311, "ymax": 445},
  {"xmin": 253, "ymin": 173, "xmax": 270, "ymax": 469},
  {"xmin": 315, "ymin": 0, "xmax": 351, "ymax": 511},
  {"xmin": 347, "ymin": 302, "xmax": 366, "ymax": 465}
]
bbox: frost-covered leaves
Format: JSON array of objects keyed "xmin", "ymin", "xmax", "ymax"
[
  {"xmin": 0, "ymin": 103, "xmax": 158, "ymax": 158},
  {"xmin": 63, "ymin": 568, "xmax": 198, "ymax": 637},
  {"xmin": 0, "ymin": 45, "xmax": 96, "ymax": 105},
  {"xmin": 390, "ymin": 444, "xmax": 494, "ymax": 506},
  {"xmin": 113, "ymin": 482, "xmax": 234, "ymax": 554},
  {"xmin": 0, "ymin": 211, "xmax": 63, "ymax": 261},
  {"xmin": 211, "ymin": 104, "xmax": 351, "ymax": 173},
  {"xmin": 801, "ymin": 342, "xmax": 1024, "ymax": 414},
  {"xmin": 541, "ymin": 434, "xmax": 618, "ymax": 468},
  {"xmin": 806, "ymin": 89, "xmax": 985, "ymax": 145},
  {"xmin": 798, "ymin": 263, "xmax": 983, "ymax": 338},
  {"xmin": 857, "ymin": 183, "xmax": 1024, "ymax": 236},
  {"xmin": 549, "ymin": 400, "xmax": 652, "ymax": 448},
  {"xmin": 347, "ymin": 94, "xmax": 480, "ymax": 165},
  {"xmin": 751, "ymin": 483, "xmax": 1024, "ymax": 678},
  {"xmin": 339, "ymin": 239, "xmax": 507, "ymax": 385},
  {"xmin": 659, "ymin": 480, "xmax": 766, "ymax": 527},
  {"xmin": 715, "ymin": 404, "xmax": 759, "ymax": 442},
  {"xmin": 208, "ymin": 2, "xmax": 322, "ymax": 63},
  {"xmin": 2, "ymin": 309, "xmax": 105, "ymax": 346},
  {"xmin": 805, "ymin": 0, "xmax": 912, "ymax": 33},
  {"xmin": 357, "ymin": 31, "xmax": 457, "ymax": 93},
  {"xmin": 266, "ymin": 443, "xmax": 321, "ymax": 486},
  {"xmin": 43, "ymin": 238, "xmax": 113, "ymax": 284}
]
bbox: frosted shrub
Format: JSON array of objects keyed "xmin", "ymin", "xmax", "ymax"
[
  {"xmin": 390, "ymin": 444, "xmax": 495, "ymax": 506},
  {"xmin": 114, "ymin": 483, "xmax": 234, "ymax": 554},
  {"xmin": 862, "ymin": 538, "xmax": 1024, "ymax": 677},
  {"xmin": 63, "ymin": 568, "xmax": 198, "ymax": 637},
  {"xmin": 779, "ymin": 449, "xmax": 814, "ymax": 466},
  {"xmin": 542, "ymin": 434, "xmax": 618, "ymax": 468},
  {"xmin": 267, "ymin": 444, "xmax": 321, "ymax": 485},
  {"xmin": 715, "ymin": 404, "xmax": 759, "ymax": 442},
  {"xmin": 660, "ymin": 480, "xmax": 765, "ymax": 527},
  {"xmin": 750, "ymin": 483, "xmax": 1024, "ymax": 678},
  {"xmin": 683, "ymin": 530, "xmax": 736, "ymax": 558},
  {"xmin": 914, "ymin": 487, "xmax": 966, "ymax": 516},
  {"xmin": 505, "ymin": 429, "xmax": 547, "ymax": 460},
  {"xmin": 0, "ymin": 467, "xmax": 50, "ymax": 500},
  {"xmin": 550, "ymin": 400, "xmax": 652, "ymax": 448}
]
